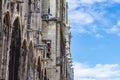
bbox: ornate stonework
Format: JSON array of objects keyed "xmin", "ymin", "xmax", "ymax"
[{"xmin": 0, "ymin": 0, "xmax": 73, "ymax": 80}]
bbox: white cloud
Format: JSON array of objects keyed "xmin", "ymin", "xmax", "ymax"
[
  {"xmin": 67, "ymin": 0, "xmax": 105, "ymax": 35},
  {"xmin": 112, "ymin": 0, "xmax": 120, "ymax": 3},
  {"xmin": 79, "ymin": 0, "xmax": 96, "ymax": 4},
  {"xmin": 69, "ymin": 10, "xmax": 94, "ymax": 34},
  {"xmin": 106, "ymin": 20, "xmax": 120, "ymax": 36},
  {"xmin": 107, "ymin": 26, "xmax": 120, "ymax": 33},
  {"xmin": 71, "ymin": 27, "xmax": 89, "ymax": 34},
  {"xmin": 67, "ymin": 0, "xmax": 120, "ymax": 37},
  {"xmin": 96, "ymin": 34, "xmax": 104, "ymax": 38},
  {"xmin": 79, "ymin": 0, "xmax": 106, "ymax": 4},
  {"xmin": 67, "ymin": 0, "xmax": 120, "ymax": 6},
  {"xmin": 69, "ymin": 11, "xmax": 94, "ymax": 25},
  {"xmin": 66, "ymin": 0, "xmax": 81, "ymax": 11},
  {"xmin": 74, "ymin": 62, "xmax": 120, "ymax": 80},
  {"xmin": 91, "ymin": 25, "xmax": 97, "ymax": 33},
  {"xmin": 117, "ymin": 20, "xmax": 120, "ymax": 26}
]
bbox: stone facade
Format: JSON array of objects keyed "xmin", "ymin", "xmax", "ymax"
[{"xmin": 0, "ymin": 0, "xmax": 73, "ymax": 80}]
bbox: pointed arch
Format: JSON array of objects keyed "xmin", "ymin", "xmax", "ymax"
[
  {"xmin": 20, "ymin": 39, "xmax": 28, "ymax": 80},
  {"xmin": 2, "ymin": 12, "xmax": 11, "ymax": 54},
  {"xmin": 0, "ymin": 12, "xmax": 11, "ymax": 79},
  {"xmin": 22, "ymin": 40, "xmax": 27, "ymax": 52},
  {"xmin": 2, "ymin": 12, "xmax": 10, "ymax": 45},
  {"xmin": 3, "ymin": 12, "xmax": 10, "ymax": 26},
  {"xmin": 26, "ymin": 41, "xmax": 34, "ymax": 80},
  {"xmin": 22, "ymin": 40, "xmax": 27, "ymax": 50},
  {"xmin": 21, "ymin": 39, "xmax": 27, "ymax": 64},
  {"xmin": 3, "ymin": 12, "xmax": 10, "ymax": 36},
  {"xmin": 21, "ymin": 39, "xmax": 27, "ymax": 78},
  {"xmin": 28, "ymin": 41, "xmax": 34, "ymax": 68},
  {"xmin": 9, "ymin": 17, "xmax": 21, "ymax": 80}
]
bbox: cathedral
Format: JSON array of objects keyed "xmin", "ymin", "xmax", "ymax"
[{"xmin": 0, "ymin": 0, "xmax": 73, "ymax": 80}]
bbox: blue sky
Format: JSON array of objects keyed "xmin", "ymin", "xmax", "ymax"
[{"xmin": 67, "ymin": 0, "xmax": 120, "ymax": 80}]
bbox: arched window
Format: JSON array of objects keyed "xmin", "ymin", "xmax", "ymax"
[
  {"xmin": 3, "ymin": 12, "xmax": 10, "ymax": 38},
  {"xmin": 1, "ymin": 12, "xmax": 10, "ymax": 79},
  {"xmin": 9, "ymin": 18, "xmax": 21, "ymax": 80}
]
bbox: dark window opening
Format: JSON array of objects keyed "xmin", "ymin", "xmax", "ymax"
[
  {"xmin": 42, "ymin": 40, "xmax": 51, "ymax": 58},
  {"xmin": 48, "ymin": 8, "xmax": 50, "ymax": 14},
  {"xmin": 16, "ymin": 4, "xmax": 19, "ymax": 12},
  {"xmin": 44, "ymin": 69, "xmax": 47, "ymax": 80},
  {"xmin": 21, "ymin": 40, "xmax": 27, "ymax": 74},
  {"xmin": 46, "ymin": 42, "xmax": 51, "ymax": 58},
  {"xmin": 3, "ymin": 13, "xmax": 10, "ymax": 38},
  {"xmin": 7, "ymin": 3, "xmax": 9, "ymax": 9},
  {"xmin": 10, "ymin": 3, "xmax": 15, "ymax": 13},
  {"xmin": 37, "ymin": 57, "xmax": 41, "ymax": 79},
  {"xmin": 28, "ymin": 0, "xmax": 31, "ymax": 5},
  {"xmin": 9, "ymin": 18, "xmax": 21, "ymax": 80}
]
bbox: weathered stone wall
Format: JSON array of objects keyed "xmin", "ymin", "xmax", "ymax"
[
  {"xmin": 0, "ymin": 0, "xmax": 73, "ymax": 80},
  {"xmin": 0, "ymin": 0, "xmax": 43, "ymax": 80},
  {"xmin": 41, "ymin": 0, "xmax": 72, "ymax": 80}
]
